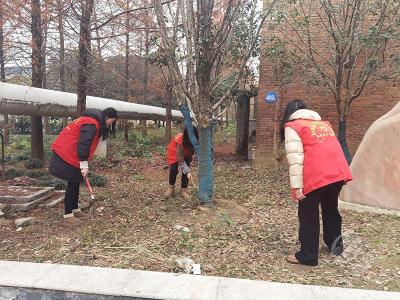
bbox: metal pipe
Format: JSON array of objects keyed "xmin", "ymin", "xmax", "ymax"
[{"xmin": 0, "ymin": 82, "xmax": 183, "ymax": 121}]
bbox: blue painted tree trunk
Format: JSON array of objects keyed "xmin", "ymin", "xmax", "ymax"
[{"xmin": 180, "ymin": 106, "xmax": 214, "ymax": 203}]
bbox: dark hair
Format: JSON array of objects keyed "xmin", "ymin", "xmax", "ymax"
[
  {"xmin": 101, "ymin": 107, "xmax": 118, "ymax": 140},
  {"xmin": 183, "ymin": 126, "xmax": 199, "ymax": 153},
  {"xmin": 280, "ymin": 99, "xmax": 306, "ymax": 142}
]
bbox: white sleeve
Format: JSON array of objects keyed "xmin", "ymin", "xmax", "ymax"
[
  {"xmin": 284, "ymin": 127, "xmax": 304, "ymax": 189},
  {"xmin": 79, "ymin": 161, "xmax": 88, "ymax": 169}
]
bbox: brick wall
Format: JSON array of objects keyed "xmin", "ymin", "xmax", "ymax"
[{"xmin": 254, "ymin": 30, "xmax": 400, "ymax": 167}]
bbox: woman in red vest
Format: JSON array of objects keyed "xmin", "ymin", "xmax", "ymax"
[
  {"xmin": 49, "ymin": 108, "xmax": 118, "ymax": 226},
  {"xmin": 165, "ymin": 127, "xmax": 198, "ymax": 200},
  {"xmin": 280, "ymin": 100, "xmax": 352, "ymax": 266}
]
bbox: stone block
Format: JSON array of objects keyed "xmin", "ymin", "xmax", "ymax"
[{"xmin": 341, "ymin": 102, "xmax": 400, "ymax": 210}]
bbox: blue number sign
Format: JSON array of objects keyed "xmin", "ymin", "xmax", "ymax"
[{"xmin": 265, "ymin": 91, "xmax": 278, "ymax": 104}]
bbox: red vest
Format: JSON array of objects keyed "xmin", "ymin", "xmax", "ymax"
[
  {"xmin": 52, "ymin": 116, "xmax": 100, "ymax": 168},
  {"xmin": 167, "ymin": 133, "xmax": 191, "ymax": 165},
  {"xmin": 286, "ymin": 119, "xmax": 352, "ymax": 195}
]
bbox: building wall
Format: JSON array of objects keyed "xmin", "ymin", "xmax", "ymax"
[{"xmin": 254, "ymin": 29, "xmax": 400, "ymax": 167}]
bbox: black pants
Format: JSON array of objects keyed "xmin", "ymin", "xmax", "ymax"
[
  {"xmin": 65, "ymin": 181, "xmax": 80, "ymax": 214},
  {"xmin": 169, "ymin": 159, "xmax": 191, "ymax": 188},
  {"xmin": 295, "ymin": 181, "xmax": 344, "ymax": 266}
]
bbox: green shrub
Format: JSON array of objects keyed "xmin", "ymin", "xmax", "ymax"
[
  {"xmin": 88, "ymin": 173, "xmax": 107, "ymax": 187},
  {"xmin": 13, "ymin": 139, "xmax": 30, "ymax": 151},
  {"xmin": 5, "ymin": 168, "xmax": 25, "ymax": 179},
  {"xmin": 24, "ymin": 159, "xmax": 45, "ymax": 169},
  {"xmin": 15, "ymin": 152, "xmax": 30, "ymax": 161},
  {"xmin": 38, "ymin": 178, "xmax": 66, "ymax": 190},
  {"xmin": 26, "ymin": 169, "xmax": 48, "ymax": 178},
  {"xmin": 4, "ymin": 157, "xmax": 18, "ymax": 165}
]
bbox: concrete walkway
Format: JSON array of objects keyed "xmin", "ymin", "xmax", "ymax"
[{"xmin": 0, "ymin": 261, "xmax": 399, "ymax": 300}]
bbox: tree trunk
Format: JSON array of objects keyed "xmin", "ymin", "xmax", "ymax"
[
  {"xmin": 140, "ymin": 120, "xmax": 147, "ymax": 136},
  {"xmin": 77, "ymin": 0, "xmax": 94, "ymax": 116},
  {"xmin": 62, "ymin": 117, "xmax": 68, "ymax": 128},
  {"xmin": 124, "ymin": 121, "xmax": 129, "ymax": 142},
  {"xmin": 197, "ymin": 126, "xmax": 214, "ymax": 203},
  {"xmin": 214, "ymin": 107, "xmax": 221, "ymax": 132},
  {"xmin": 31, "ymin": 116, "xmax": 44, "ymax": 159},
  {"xmin": 180, "ymin": 105, "xmax": 214, "ymax": 203},
  {"xmin": 140, "ymin": 25, "xmax": 150, "ymax": 137},
  {"xmin": 42, "ymin": 18, "xmax": 49, "ymax": 136},
  {"xmin": 0, "ymin": 10, "xmax": 8, "ymax": 146},
  {"xmin": 31, "ymin": 0, "xmax": 44, "ymax": 161},
  {"xmin": 43, "ymin": 117, "xmax": 50, "ymax": 135},
  {"xmin": 165, "ymin": 81, "xmax": 172, "ymax": 145},
  {"xmin": 235, "ymin": 93, "xmax": 250, "ymax": 160},
  {"xmin": 338, "ymin": 119, "xmax": 352, "ymax": 165},
  {"xmin": 0, "ymin": 7, "xmax": 5, "ymax": 82},
  {"xmin": 58, "ymin": 0, "xmax": 68, "ymax": 129},
  {"xmin": 58, "ymin": 0, "xmax": 66, "ymax": 93},
  {"xmin": 225, "ymin": 106, "xmax": 229, "ymax": 129},
  {"xmin": 3, "ymin": 114, "xmax": 9, "ymax": 146},
  {"xmin": 123, "ymin": 1, "xmax": 130, "ymax": 143}
]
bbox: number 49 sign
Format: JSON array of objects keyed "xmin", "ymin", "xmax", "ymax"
[{"xmin": 265, "ymin": 91, "xmax": 278, "ymax": 104}]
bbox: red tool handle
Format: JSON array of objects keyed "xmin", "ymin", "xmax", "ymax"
[{"xmin": 85, "ymin": 177, "xmax": 94, "ymax": 200}]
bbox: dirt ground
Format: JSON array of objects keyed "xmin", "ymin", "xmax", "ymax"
[{"xmin": 0, "ymin": 140, "xmax": 399, "ymax": 292}]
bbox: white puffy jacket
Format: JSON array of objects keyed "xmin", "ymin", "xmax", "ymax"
[{"xmin": 285, "ymin": 109, "xmax": 322, "ymax": 189}]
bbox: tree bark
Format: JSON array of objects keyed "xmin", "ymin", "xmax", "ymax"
[
  {"xmin": 77, "ymin": 0, "xmax": 94, "ymax": 116},
  {"xmin": 58, "ymin": 0, "xmax": 68, "ymax": 128},
  {"xmin": 3, "ymin": 114, "xmax": 9, "ymax": 146},
  {"xmin": 124, "ymin": 0, "xmax": 130, "ymax": 143},
  {"xmin": 165, "ymin": 81, "xmax": 172, "ymax": 145},
  {"xmin": 197, "ymin": 126, "xmax": 214, "ymax": 203},
  {"xmin": 0, "ymin": 7, "xmax": 5, "ymax": 82},
  {"xmin": 140, "ymin": 25, "xmax": 150, "ymax": 137},
  {"xmin": 58, "ymin": 0, "xmax": 66, "ymax": 93},
  {"xmin": 31, "ymin": 0, "xmax": 44, "ymax": 161},
  {"xmin": 180, "ymin": 105, "xmax": 214, "ymax": 203},
  {"xmin": 43, "ymin": 117, "xmax": 50, "ymax": 135},
  {"xmin": 338, "ymin": 119, "xmax": 352, "ymax": 165},
  {"xmin": 235, "ymin": 93, "xmax": 250, "ymax": 160},
  {"xmin": 225, "ymin": 105, "xmax": 229, "ymax": 129}
]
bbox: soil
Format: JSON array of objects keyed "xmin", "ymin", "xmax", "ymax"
[{"xmin": 0, "ymin": 141, "xmax": 399, "ymax": 292}]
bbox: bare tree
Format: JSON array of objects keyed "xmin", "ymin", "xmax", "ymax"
[
  {"xmin": 153, "ymin": 0, "xmax": 277, "ymax": 202},
  {"xmin": 267, "ymin": 0, "xmax": 400, "ymax": 163}
]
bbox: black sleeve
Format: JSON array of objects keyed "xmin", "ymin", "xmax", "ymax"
[{"xmin": 77, "ymin": 124, "xmax": 97, "ymax": 161}]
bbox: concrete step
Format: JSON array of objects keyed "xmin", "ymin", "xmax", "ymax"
[{"xmin": 0, "ymin": 186, "xmax": 54, "ymax": 204}]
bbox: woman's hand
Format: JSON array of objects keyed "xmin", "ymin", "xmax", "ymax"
[
  {"xmin": 291, "ymin": 188, "xmax": 306, "ymax": 202},
  {"xmin": 187, "ymin": 172, "xmax": 192, "ymax": 181},
  {"xmin": 81, "ymin": 168, "xmax": 89, "ymax": 178}
]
